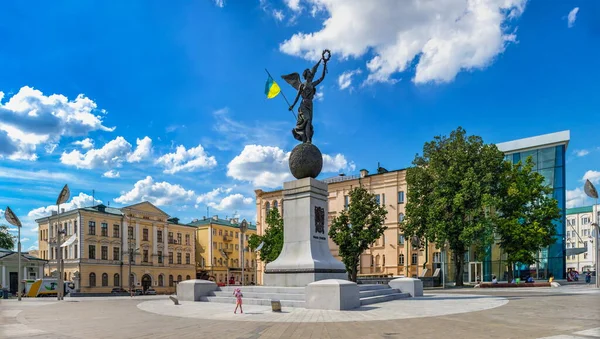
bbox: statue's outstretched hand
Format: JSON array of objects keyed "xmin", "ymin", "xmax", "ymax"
[{"xmin": 289, "ymin": 106, "xmax": 294, "ymax": 111}]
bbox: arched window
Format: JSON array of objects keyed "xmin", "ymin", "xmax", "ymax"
[
  {"xmin": 399, "ymin": 254, "xmax": 405, "ymax": 265},
  {"xmin": 114, "ymin": 273, "xmax": 120, "ymax": 287},
  {"xmin": 398, "ymin": 213, "xmax": 405, "ymax": 222},
  {"xmin": 411, "ymin": 253, "xmax": 418, "ymax": 265},
  {"xmin": 273, "ymin": 200, "xmax": 278, "ymax": 210},
  {"xmin": 375, "ymin": 255, "xmax": 380, "ymax": 267},
  {"xmin": 213, "ymin": 257, "xmax": 216, "ymax": 265},
  {"xmin": 177, "ymin": 275, "xmax": 182, "ymax": 282},
  {"xmin": 158, "ymin": 274, "xmax": 164, "ymax": 287},
  {"xmin": 169, "ymin": 275, "xmax": 174, "ymax": 287},
  {"xmin": 102, "ymin": 273, "xmax": 108, "ymax": 286},
  {"xmin": 370, "ymin": 255, "xmax": 374, "ymax": 267},
  {"xmin": 89, "ymin": 273, "xmax": 96, "ymax": 287},
  {"xmin": 186, "ymin": 275, "xmax": 191, "ymax": 280},
  {"xmin": 265, "ymin": 202, "xmax": 270, "ymax": 214}
]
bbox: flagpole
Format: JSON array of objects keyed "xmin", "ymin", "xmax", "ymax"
[{"xmin": 265, "ymin": 69, "xmax": 297, "ymax": 120}]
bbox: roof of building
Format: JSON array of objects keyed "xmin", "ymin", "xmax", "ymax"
[
  {"xmin": 496, "ymin": 130, "xmax": 570, "ymax": 153},
  {"xmin": 0, "ymin": 248, "xmax": 47, "ymax": 262},
  {"xmin": 566, "ymin": 206, "xmax": 594, "ymax": 215},
  {"xmin": 187, "ymin": 216, "xmax": 257, "ymax": 231}
]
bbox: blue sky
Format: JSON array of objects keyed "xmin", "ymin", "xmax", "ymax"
[{"xmin": 1, "ymin": 0, "xmax": 599, "ymax": 252}]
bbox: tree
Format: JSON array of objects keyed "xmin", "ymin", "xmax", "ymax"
[
  {"xmin": 494, "ymin": 157, "xmax": 560, "ymax": 282},
  {"xmin": 329, "ymin": 186, "xmax": 388, "ymax": 282},
  {"xmin": 403, "ymin": 127, "xmax": 505, "ymax": 286},
  {"xmin": 248, "ymin": 208, "xmax": 284, "ymax": 264},
  {"xmin": 0, "ymin": 224, "xmax": 16, "ymax": 250}
]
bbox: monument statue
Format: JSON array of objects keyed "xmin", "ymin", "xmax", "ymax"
[{"xmin": 281, "ymin": 49, "xmax": 331, "ymax": 180}]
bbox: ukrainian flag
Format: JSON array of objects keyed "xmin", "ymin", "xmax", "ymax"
[{"xmin": 265, "ymin": 75, "xmax": 281, "ymax": 99}]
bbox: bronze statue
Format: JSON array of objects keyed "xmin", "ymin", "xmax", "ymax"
[{"xmin": 282, "ymin": 50, "xmax": 330, "ymax": 144}]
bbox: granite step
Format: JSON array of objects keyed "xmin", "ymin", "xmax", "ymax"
[
  {"xmin": 218, "ymin": 286, "xmax": 306, "ymax": 294},
  {"xmin": 200, "ymin": 296, "xmax": 305, "ymax": 308},
  {"xmin": 358, "ymin": 284, "xmax": 390, "ymax": 291},
  {"xmin": 360, "ymin": 292, "xmax": 411, "ymax": 305},
  {"xmin": 212, "ymin": 291, "xmax": 306, "ymax": 300},
  {"xmin": 359, "ymin": 288, "xmax": 400, "ymax": 298}
]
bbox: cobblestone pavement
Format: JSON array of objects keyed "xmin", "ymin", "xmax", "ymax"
[{"xmin": 0, "ymin": 285, "xmax": 598, "ymax": 339}]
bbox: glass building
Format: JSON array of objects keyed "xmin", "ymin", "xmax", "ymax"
[{"xmin": 479, "ymin": 131, "xmax": 570, "ymax": 281}]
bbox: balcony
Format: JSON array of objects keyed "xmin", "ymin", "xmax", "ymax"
[{"xmin": 223, "ymin": 235, "xmax": 231, "ymax": 242}]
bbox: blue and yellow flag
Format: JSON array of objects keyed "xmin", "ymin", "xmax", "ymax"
[{"xmin": 265, "ymin": 75, "xmax": 281, "ymax": 99}]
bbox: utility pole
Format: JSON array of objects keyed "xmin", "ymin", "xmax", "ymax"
[{"xmin": 240, "ymin": 219, "xmax": 248, "ymax": 286}]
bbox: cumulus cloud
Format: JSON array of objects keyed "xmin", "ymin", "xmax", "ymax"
[
  {"xmin": 0, "ymin": 167, "xmax": 73, "ymax": 182},
  {"xmin": 196, "ymin": 187, "xmax": 233, "ymax": 206},
  {"xmin": 574, "ymin": 149, "xmax": 589, "ymax": 157},
  {"xmin": 114, "ymin": 176, "xmax": 195, "ymax": 206},
  {"xmin": 27, "ymin": 244, "xmax": 39, "ymax": 251},
  {"xmin": 314, "ymin": 91, "xmax": 324, "ymax": 101},
  {"xmin": 568, "ymin": 7, "xmax": 579, "ymax": 28},
  {"xmin": 0, "ymin": 86, "xmax": 113, "ymax": 160},
  {"xmin": 155, "ymin": 144, "xmax": 217, "ymax": 174},
  {"xmin": 208, "ymin": 194, "xmax": 253, "ymax": 211},
  {"xmin": 73, "ymin": 138, "xmax": 94, "ymax": 149},
  {"xmin": 28, "ymin": 192, "xmax": 100, "ymax": 219},
  {"xmin": 102, "ymin": 170, "xmax": 120, "ymax": 178},
  {"xmin": 279, "ymin": 0, "xmax": 526, "ymax": 84},
  {"xmin": 566, "ymin": 188, "xmax": 587, "ymax": 208},
  {"xmin": 227, "ymin": 145, "xmax": 355, "ymax": 188},
  {"xmin": 60, "ymin": 136, "xmax": 152, "ymax": 169},
  {"xmin": 583, "ymin": 170, "xmax": 600, "ymax": 185},
  {"xmin": 338, "ymin": 69, "xmax": 363, "ymax": 90}
]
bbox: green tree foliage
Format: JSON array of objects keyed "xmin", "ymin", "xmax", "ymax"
[
  {"xmin": 494, "ymin": 157, "xmax": 560, "ymax": 281},
  {"xmin": 0, "ymin": 225, "xmax": 16, "ymax": 250},
  {"xmin": 329, "ymin": 186, "xmax": 388, "ymax": 282},
  {"xmin": 248, "ymin": 208, "xmax": 284, "ymax": 264},
  {"xmin": 404, "ymin": 127, "xmax": 504, "ymax": 286}
]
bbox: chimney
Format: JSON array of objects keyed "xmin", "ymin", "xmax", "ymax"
[
  {"xmin": 360, "ymin": 169, "xmax": 369, "ymax": 178},
  {"xmin": 61, "ymin": 208, "xmax": 65, "ymax": 213},
  {"xmin": 52, "ymin": 211, "xmax": 58, "ymax": 216}
]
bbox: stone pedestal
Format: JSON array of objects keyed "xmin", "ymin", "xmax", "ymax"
[
  {"xmin": 264, "ymin": 178, "xmax": 347, "ymax": 287},
  {"xmin": 305, "ymin": 279, "xmax": 360, "ymax": 310},
  {"xmin": 176, "ymin": 279, "xmax": 217, "ymax": 301},
  {"xmin": 388, "ymin": 277, "xmax": 423, "ymax": 297}
]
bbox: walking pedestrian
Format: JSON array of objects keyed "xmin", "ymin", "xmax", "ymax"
[{"xmin": 233, "ymin": 288, "xmax": 243, "ymax": 314}]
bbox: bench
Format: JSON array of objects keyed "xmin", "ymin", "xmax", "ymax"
[{"xmin": 478, "ymin": 282, "xmax": 551, "ymax": 288}]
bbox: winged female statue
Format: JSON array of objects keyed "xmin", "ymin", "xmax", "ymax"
[{"xmin": 281, "ymin": 50, "xmax": 330, "ymax": 144}]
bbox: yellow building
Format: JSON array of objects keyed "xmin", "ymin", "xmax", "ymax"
[
  {"xmin": 189, "ymin": 216, "xmax": 257, "ymax": 285},
  {"xmin": 255, "ymin": 167, "xmax": 439, "ymax": 285},
  {"xmin": 36, "ymin": 201, "xmax": 196, "ymax": 294}
]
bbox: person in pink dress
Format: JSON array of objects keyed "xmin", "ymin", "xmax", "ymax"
[{"xmin": 233, "ymin": 288, "xmax": 243, "ymax": 314}]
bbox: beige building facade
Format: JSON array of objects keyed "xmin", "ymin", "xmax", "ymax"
[
  {"xmin": 565, "ymin": 205, "xmax": 599, "ymax": 273},
  {"xmin": 36, "ymin": 202, "xmax": 196, "ymax": 294},
  {"xmin": 255, "ymin": 167, "xmax": 439, "ymax": 285}
]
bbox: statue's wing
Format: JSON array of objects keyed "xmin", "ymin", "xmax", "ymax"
[{"xmin": 281, "ymin": 73, "xmax": 302, "ymax": 91}]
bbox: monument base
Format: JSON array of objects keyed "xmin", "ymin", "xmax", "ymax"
[{"xmin": 264, "ymin": 271, "xmax": 347, "ymax": 287}]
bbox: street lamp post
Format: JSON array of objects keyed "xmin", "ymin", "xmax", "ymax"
[
  {"xmin": 240, "ymin": 219, "xmax": 248, "ymax": 286},
  {"xmin": 583, "ymin": 179, "xmax": 599, "ymax": 288},
  {"xmin": 127, "ymin": 236, "xmax": 139, "ymax": 297},
  {"xmin": 56, "ymin": 184, "xmax": 70, "ymax": 301}
]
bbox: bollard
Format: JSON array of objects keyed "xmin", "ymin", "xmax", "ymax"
[{"xmin": 271, "ymin": 299, "xmax": 281, "ymax": 312}]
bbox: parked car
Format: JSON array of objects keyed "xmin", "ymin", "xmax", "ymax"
[
  {"xmin": 111, "ymin": 288, "xmax": 127, "ymax": 294},
  {"xmin": 128, "ymin": 289, "xmax": 143, "ymax": 295},
  {"xmin": 145, "ymin": 288, "xmax": 156, "ymax": 295}
]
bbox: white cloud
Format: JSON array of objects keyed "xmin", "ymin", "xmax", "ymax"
[
  {"xmin": 279, "ymin": 0, "xmax": 526, "ymax": 85},
  {"xmin": 102, "ymin": 170, "xmax": 120, "ymax": 178},
  {"xmin": 568, "ymin": 7, "xmax": 579, "ymax": 28},
  {"xmin": 155, "ymin": 144, "xmax": 217, "ymax": 174},
  {"xmin": 314, "ymin": 91, "xmax": 324, "ymax": 101},
  {"xmin": 0, "ymin": 86, "xmax": 113, "ymax": 160},
  {"xmin": 28, "ymin": 192, "xmax": 100, "ymax": 219},
  {"xmin": 126, "ymin": 136, "xmax": 152, "ymax": 162},
  {"xmin": 196, "ymin": 187, "xmax": 233, "ymax": 206},
  {"xmin": 114, "ymin": 176, "xmax": 195, "ymax": 206},
  {"xmin": 574, "ymin": 149, "xmax": 590, "ymax": 157},
  {"xmin": 20, "ymin": 237, "xmax": 30, "ymax": 242},
  {"xmin": 583, "ymin": 170, "xmax": 600, "ymax": 185},
  {"xmin": 45, "ymin": 143, "xmax": 58, "ymax": 154},
  {"xmin": 273, "ymin": 9, "xmax": 285, "ymax": 21},
  {"xmin": 284, "ymin": 0, "xmax": 301, "ymax": 12},
  {"xmin": 566, "ymin": 188, "xmax": 588, "ymax": 208},
  {"xmin": 214, "ymin": 0, "xmax": 224, "ymax": 8},
  {"xmin": 227, "ymin": 145, "xmax": 355, "ymax": 188},
  {"xmin": 0, "ymin": 167, "xmax": 73, "ymax": 182},
  {"xmin": 61, "ymin": 136, "xmax": 152, "ymax": 169},
  {"xmin": 208, "ymin": 194, "xmax": 253, "ymax": 211},
  {"xmin": 338, "ymin": 69, "xmax": 362, "ymax": 90},
  {"xmin": 27, "ymin": 244, "xmax": 38, "ymax": 251},
  {"xmin": 73, "ymin": 138, "xmax": 94, "ymax": 149}
]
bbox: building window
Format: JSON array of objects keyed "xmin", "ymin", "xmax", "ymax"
[
  {"xmin": 169, "ymin": 275, "xmax": 174, "ymax": 287},
  {"xmin": 582, "ymin": 216, "xmax": 590, "ymax": 224},
  {"xmin": 382, "ymin": 255, "xmax": 386, "ymax": 267},
  {"xmin": 168, "ymin": 232, "xmax": 174, "ymax": 243},
  {"xmin": 169, "ymin": 252, "xmax": 174, "ymax": 264},
  {"xmin": 398, "ymin": 234, "xmax": 405, "ymax": 245},
  {"xmin": 177, "ymin": 252, "xmax": 182, "ymax": 264},
  {"xmin": 89, "ymin": 221, "xmax": 96, "ymax": 235},
  {"xmin": 375, "ymin": 194, "xmax": 381, "ymax": 205},
  {"xmin": 101, "ymin": 246, "xmax": 108, "ymax": 260},
  {"xmin": 102, "ymin": 273, "xmax": 108, "ymax": 286},
  {"xmin": 143, "ymin": 228, "xmax": 149, "ymax": 241},
  {"xmin": 143, "ymin": 250, "xmax": 149, "ymax": 262},
  {"xmin": 74, "ymin": 220, "xmax": 78, "ymax": 233},
  {"xmin": 89, "ymin": 273, "xmax": 96, "ymax": 287},
  {"xmin": 399, "ymin": 254, "xmax": 405, "ymax": 265},
  {"xmin": 157, "ymin": 230, "xmax": 163, "ymax": 242},
  {"xmin": 566, "ymin": 231, "xmax": 570, "ymax": 238},
  {"xmin": 128, "ymin": 226, "xmax": 134, "ymax": 239},
  {"xmin": 186, "ymin": 253, "xmax": 190, "ymax": 265},
  {"xmin": 370, "ymin": 255, "xmax": 374, "ymax": 267},
  {"xmin": 433, "ymin": 252, "xmax": 441, "ymax": 263},
  {"xmin": 398, "ymin": 191, "xmax": 405, "ymax": 204},
  {"xmin": 113, "ymin": 224, "xmax": 120, "ymax": 238},
  {"xmin": 158, "ymin": 251, "xmax": 163, "ymax": 264},
  {"xmin": 113, "ymin": 247, "xmax": 120, "ymax": 261},
  {"xmin": 89, "ymin": 245, "xmax": 96, "ymax": 259},
  {"xmin": 218, "ymin": 230, "xmax": 222, "ymax": 236},
  {"xmin": 212, "ymin": 229, "xmax": 216, "ymax": 235},
  {"xmin": 185, "ymin": 234, "xmax": 190, "ymax": 245},
  {"xmin": 273, "ymin": 200, "xmax": 278, "ymax": 210},
  {"xmin": 177, "ymin": 233, "xmax": 182, "ymax": 244},
  {"xmin": 583, "ymin": 229, "xmax": 589, "ymax": 236},
  {"xmin": 186, "ymin": 275, "xmax": 191, "ymax": 280},
  {"xmin": 411, "ymin": 253, "xmax": 418, "ymax": 265},
  {"xmin": 158, "ymin": 275, "xmax": 164, "ymax": 287},
  {"xmin": 177, "ymin": 275, "xmax": 182, "ymax": 282},
  {"xmin": 218, "ymin": 258, "xmax": 223, "ymax": 266},
  {"xmin": 344, "ymin": 195, "xmax": 349, "ymax": 210},
  {"xmin": 265, "ymin": 202, "xmax": 270, "ymax": 214},
  {"xmin": 101, "ymin": 223, "xmax": 108, "ymax": 236},
  {"xmin": 584, "ymin": 253, "xmax": 588, "ymax": 259},
  {"xmin": 114, "ymin": 273, "xmax": 120, "ymax": 287},
  {"xmin": 74, "ymin": 244, "xmax": 78, "ymax": 259},
  {"xmin": 398, "ymin": 213, "xmax": 405, "ymax": 222}
]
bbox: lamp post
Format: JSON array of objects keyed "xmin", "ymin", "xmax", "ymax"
[
  {"xmin": 240, "ymin": 219, "xmax": 248, "ymax": 286},
  {"xmin": 56, "ymin": 184, "xmax": 70, "ymax": 301},
  {"xmin": 4, "ymin": 207, "xmax": 22, "ymax": 301},
  {"xmin": 127, "ymin": 236, "xmax": 139, "ymax": 297},
  {"xmin": 583, "ymin": 179, "xmax": 599, "ymax": 288}
]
